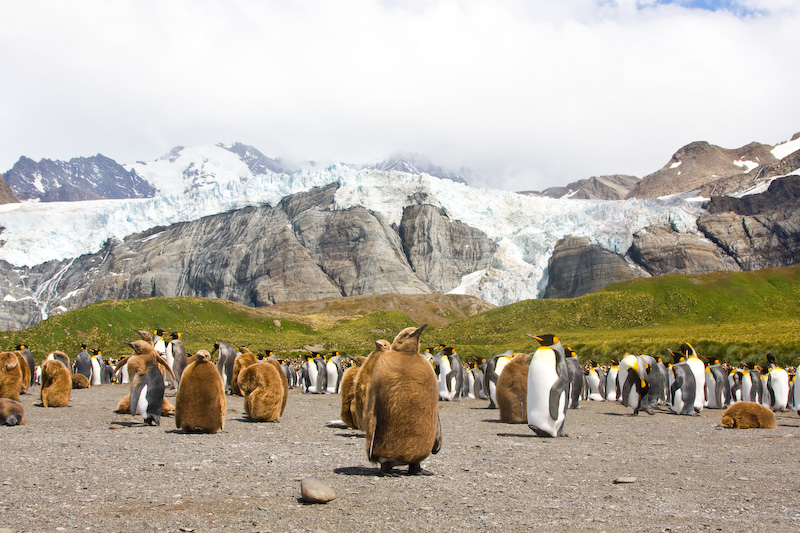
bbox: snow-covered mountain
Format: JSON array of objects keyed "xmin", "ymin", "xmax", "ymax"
[
  {"xmin": 0, "ymin": 142, "xmax": 702, "ymax": 305},
  {"xmin": 3, "ymin": 154, "xmax": 156, "ymax": 202},
  {"xmin": 1, "ymin": 135, "xmax": 799, "ymax": 330}
]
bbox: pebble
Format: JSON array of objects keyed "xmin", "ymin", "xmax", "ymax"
[
  {"xmin": 613, "ymin": 477, "xmax": 637, "ymax": 484},
  {"xmin": 300, "ymin": 477, "xmax": 336, "ymax": 504}
]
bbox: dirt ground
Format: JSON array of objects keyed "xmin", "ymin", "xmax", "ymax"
[{"xmin": 2, "ymin": 382, "xmax": 800, "ymax": 533}]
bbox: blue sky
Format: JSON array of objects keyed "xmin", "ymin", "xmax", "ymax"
[{"xmin": 1, "ymin": 0, "xmax": 798, "ymax": 191}]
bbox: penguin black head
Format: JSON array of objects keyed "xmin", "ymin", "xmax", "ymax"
[
  {"xmin": 211, "ymin": 341, "xmax": 220, "ymax": 354},
  {"xmin": 80, "ymin": 343, "xmax": 88, "ymax": 350},
  {"xmin": 680, "ymin": 342, "xmax": 695, "ymax": 358},
  {"xmin": 442, "ymin": 346, "xmax": 455, "ymax": 356},
  {"xmin": 526, "ymin": 334, "xmax": 558, "ymax": 347},
  {"xmin": 15, "ymin": 344, "xmax": 26, "ymax": 350},
  {"xmin": 170, "ymin": 331, "xmax": 181, "ymax": 339},
  {"xmin": 566, "ymin": 346, "xmax": 577, "ymax": 358},
  {"xmin": 767, "ymin": 353, "xmax": 776, "ymax": 365}
]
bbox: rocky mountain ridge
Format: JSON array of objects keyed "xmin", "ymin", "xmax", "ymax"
[
  {"xmin": 1, "ymin": 133, "xmax": 799, "ymax": 331},
  {"xmin": 4, "ymin": 154, "xmax": 156, "ymax": 202}
]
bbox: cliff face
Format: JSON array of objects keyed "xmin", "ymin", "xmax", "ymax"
[
  {"xmin": 0, "ymin": 174, "xmax": 19, "ymax": 204},
  {"xmin": 542, "ymin": 175, "xmax": 800, "ymax": 299},
  {"xmin": 0, "ymin": 183, "xmax": 497, "ymax": 330}
]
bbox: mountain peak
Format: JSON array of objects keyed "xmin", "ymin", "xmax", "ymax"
[{"xmin": 362, "ymin": 152, "xmax": 468, "ymax": 184}]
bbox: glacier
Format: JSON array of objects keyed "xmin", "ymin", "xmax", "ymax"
[{"xmin": 0, "ymin": 144, "xmax": 706, "ymax": 306}]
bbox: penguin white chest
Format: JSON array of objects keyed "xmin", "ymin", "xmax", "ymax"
[{"xmin": 526, "ymin": 349, "xmax": 566, "ymax": 437}]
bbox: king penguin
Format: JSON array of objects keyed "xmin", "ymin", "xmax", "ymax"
[
  {"xmin": 605, "ymin": 360, "xmax": 620, "ymax": 401},
  {"xmin": 212, "ymin": 340, "xmax": 239, "ymax": 395},
  {"xmin": 484, "ymin": 350, "xmax": 513, "ymax": 409},
  {"xmin": 168, "ymin": 331, "xmax": 188, "ymax": 387},
  {"xmin": 565, "ymin": 346, "xmax": 583, "ymax": 409},
  {"xmin": 14, "ymin": 345, "xmax": 36, "ymax": 388},
  {"xmin": 765, "ymin": 353, "xmax": 790, "ymax": 412},
  {"xmin": 73, "ymin": 344, "xmax": 92, "ymax": 380},
  {"xmin": 525, "ymin": 334, "xmax": 569, "ymax": 437},
  {"xmin": 364, "ymin": 325, "xmax": 441, "ymax": 476},
  {"xmin": 668, "ymin": 349, "xmax": 698, "ymax": 416},
  {"xmin": 681, "ymin": 342, "xmax": 706, "ymax": 413}
]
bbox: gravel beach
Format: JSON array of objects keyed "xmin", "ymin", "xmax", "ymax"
[{"xmin": 2, "ymin": 383, "xmax": 800, "ymax": 532}]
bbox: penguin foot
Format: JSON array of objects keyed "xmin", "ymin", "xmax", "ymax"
[
  {"xmin": 407, "ymin": 463, "xmax": 433, "ymax": 476},
  {"xmin": 645, "ymin": 407, "xmax": 655, "ymax": 415},
  {"xmin": 379, "ymin": 463, "xmax": 401, "ymax": 477}
]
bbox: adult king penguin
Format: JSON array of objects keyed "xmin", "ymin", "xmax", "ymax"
[
  {"xmin": 765, "ymin": 353, "xmax": 790, "ymax": 412},
  {"xmin": 526, "ymin": 334, "xmax": 569, "ymax": 437},
  {"xmin": 364, "ymin": 325, "xmax": 441, "ymax": 476},
  {"xmin": 212, "ymin": 340, "xmax": 239, "ymax": 394},
  {"xmin": 484, "ymin": 350, "xmax": 513, "ymax": 409},
  {"xmin": 669, "ymin": 349, "xmax": 698, "ymax": 416},
  {"xmin": 565, "ymin": 347, "xmax": 583, "ymax": 409}
]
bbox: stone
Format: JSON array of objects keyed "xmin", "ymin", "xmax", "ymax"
[{"xmin": 300, "ymin": 477, "xmax": 336, "ymax": 504}]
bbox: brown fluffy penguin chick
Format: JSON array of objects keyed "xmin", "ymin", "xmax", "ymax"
[
  {"xmin": 41, "ymin": 359, "xmax": 71, "ymax": 407},
  {"xmin": 264, "ymin": 358, "xmax": 289, "ymax": 415},
  {"xmin": 230, "ymin": 347, "xmax": 258, "ymax": 396},
  {"xmin": 114, "ymin": 354, "xmax": 173, "ymax": 415},
  {"xmin": 496, "ymin": 352, "xmax": 529, "ymax": 424},
  {"xmin": 238, "ymin": 361, "xmax": 285, "ymax": 422},
  {"xmin": 364, "ymin": 326, "xmax": 441, "ymax": 477},
  {"xmin": 175, "ymin": 350, "xmax": 226, "ymax": 433},
  {"xmin": 0, "ymin": 398, "xmax": 25, "ymax": 425},
  {"xmin": 0, "ymin": 351, "xmax": 23, "ymax": 401},
  {"xmin": 339, "ymin": 356, "xmax": 367, "ymax": 429},
  {"xmin": 720, "ymin": 401, "xmax": 777, "ymax": 429},
  {"xmin": 71, "ymin": 373, "xmax": 90, "ymax": 389},
  {"xmin": 353, "ymin": 340, "xmax": 391, "ymax": 431},
  {"xmin": 14, "ymin": 352, "xmax": 31, "ymax": 395}
]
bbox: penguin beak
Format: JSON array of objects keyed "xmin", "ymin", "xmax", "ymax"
[{"xmin": 412, "ymin": 325, "xmax": 427, "ymax": 337}]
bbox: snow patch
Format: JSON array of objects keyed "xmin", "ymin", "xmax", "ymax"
[
  {"xmin": 670, "ymin": 161, "xmax": 682, "ymax": 169},
  {"xmin": 733, "ymin": 160, "xmax": 759, "ymax": 172},
  {"xmin": 771, "ymin": 137, "xmax": 800, "ymax": 160}
]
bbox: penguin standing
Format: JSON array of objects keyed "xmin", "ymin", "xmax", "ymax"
[
  {"xmin": 40, "ymin": 355, "xmax": 71, "ymax": 408},
  {"xmin": 130, "ymin": 361, "xmax": 165, "ymax": 426},
  {"xmin": 605, "ymin": 360, "xmax": 619, "ymax": 401},
  {"xmin": 168, "ymin": 332, "xmax": 188, "ymax": 387},
  {"xmin": 325, "ymin": 352, "xmax": 343, "ymax": 394},
  {"xmin": 212, "ymin": 340, "xmax": 239, "ymax": 394},
  {"xmin": 705, "ymin": 358, "xmax": 731, "ymax": 409},
  {"xmin": 681, "ymin": 343, "xmax": 706, "ymax": 414},
  {"xmin": 668, "ymin": 350, "xmax": 698, "ymax": 416},
  {"xmin": 90, "ymin": 349, "xmax": 103, "ymax": 386},
  {"xmin": 746, "ymin": 363, "xmax": 762, "ymax": 404},
  {"xmin": 496, "ymin": 352, "xmax": 529, "ymax": 424},
  {"xmin": 231, "ymin": 346, "xmax": 258, "ymax": 396},
  {"xmin": 639, "ymin": 355, "xmax": 664, "ymax": 415},
  {"xmin": 175, "ymin": 350, "xmax": 226, "ymax": 433},
  {"xmin": 617, "ymin": 354, "xmax": 646, "ymax": 414},
  {"xmin": 340, "ymin": 356, "xmax": 367, "ymax": 429},
  {"xmin": 0, "ymin": 351, "xmax": 23, "ymax": 401},
  {"xmin": 463, "ymin": 363, "xmax": 476, "ymax": 399},
  {"xmin": 73, "ymin": 344, "xmax": 92, "ymax": 380},
  {"xmin": 565, "ymin": 347, "xmax": 583, "ymax": 409},
  {"xmin": 765, "ymin": 353, "xmax": 790, "ymax": 412},
  {"xmin": 585, "ymin": 360, "xmax": 606, "ymax": 401},
  {"xmin": 14, "ymin": 345, "xmax": 36, "ymax": 388},
  {"xmin": 525, "ymin": 334, "xmax": 569, "ymax": 437},
  {"xmin": 729, "ymin": 368, "xmax": 745, "ymax": 403},
  {"xmin": 471, "ymin": 360, "xmax": 487, "ymax": 400},
  {"xmin": 431, "ymin": 347, "xmax": 457, "ymax": 401},
  {"xmin": 364, "ymin": 325, "xmax": 441, "ymax": 476},
  {"xmin": 353, "ymin": 340, "xmax": 391, "ymax": 430},
  {"xmin": 484, "ymin": 350, "xmax": 513, "ymax": 409}
]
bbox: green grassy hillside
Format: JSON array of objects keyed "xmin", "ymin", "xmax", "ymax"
[
  {"xmin": 2, "ymin": 265, "xmax": 799, "ymax": 366},
  {"xmin": 436, "ymin": 265, "xmax": 800, "ymax": 365}
]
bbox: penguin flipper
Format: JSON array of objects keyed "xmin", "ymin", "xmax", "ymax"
[
  {"xmin": 445, "ymin": 369, "xmax": 458, "ymax": 392},
  {"xmin": 548, "ymin": 376, "xmax": 569, "ymax": 421},
  {"xmin": 432, "ymin": 415, "xmax": 442, "ymax": 455}
]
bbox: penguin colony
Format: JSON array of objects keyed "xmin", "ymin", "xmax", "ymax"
[{"xmin": 4, "ymin": 328, "xmax": 798, "ymax": 482}]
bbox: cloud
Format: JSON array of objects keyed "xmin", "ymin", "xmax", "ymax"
[{"xmin": 1, "ymin": 0, "xmax": 798, "ymax": 191}]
